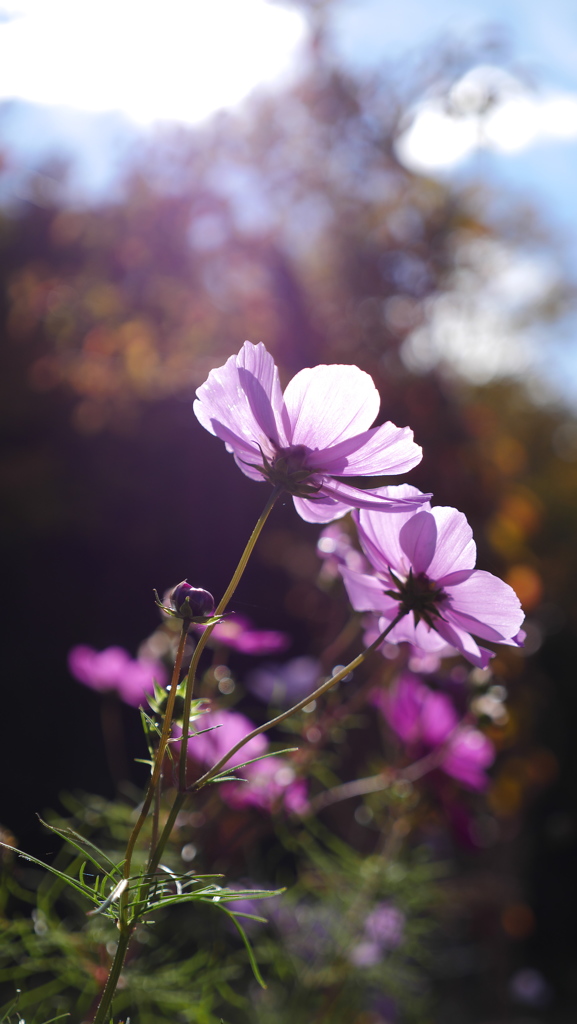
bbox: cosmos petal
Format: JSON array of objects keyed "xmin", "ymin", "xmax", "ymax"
[
  {"xmin": 399, "ymin": 511, "xmax": 437, "ymax": 574},
  {"xmin": 283, "ymin": 364, "xmax": 380, "ymax": 448},
  {"xmin": 426, "ymin": 506, "xmax": 476, "ymax": 577},
  {"xmin": 445, "ymin": 570, "xmax": 524, "ymax": 641},
  {"xmin": 194, "ymin": 341, "xmax": 286, "ymax": 454},
  {"xmin": 308, "ymin": 422, "xmax": 422, "ymax": 476}
]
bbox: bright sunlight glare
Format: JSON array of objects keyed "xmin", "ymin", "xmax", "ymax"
[{"xmin": 0, "ymin": 0, "xmax": 306, "ymax": 124}]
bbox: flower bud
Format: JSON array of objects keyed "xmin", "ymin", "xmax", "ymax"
[{"xmin": 170, "ymin": 581, "xmax": 215, "ymax": 620}]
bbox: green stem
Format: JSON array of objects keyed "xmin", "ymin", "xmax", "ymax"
[
  {"xmin": 148, "ymin": 485, "xmax": 282, "ymax": 877},
  {"xmin": 91, "ymin": 926, "xmax": 132, "ymax": 1024},
  {"xmin": 122, "ymin": 618, "xmax": 189, "ymax": 888},
  {"xmin": 189, "ymin": 610, "xmax": 407, "ymax": 794}
]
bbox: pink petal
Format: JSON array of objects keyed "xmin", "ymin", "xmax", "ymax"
[
  {"xmin": 193, "ymin": 341, "xmax": 286, "ymax": 455},
  {"xmin": 356, "ymin": 487, "xmax": 432, "ymax": 574},
  {"xmin": 188, "ymin": 709, "xmax": 268, "ymax": 769},
  {"xmin": 292, "ymin": 492, "xmax": 351, "ymax": 524},
  {"xmin": 322, "ymin": 478, "xmax": 430, "ymax": 515},
  {"xmin": 399, "ymin": 511, "xmax": 437, "ymax": 574},
  {"xmin": 308, "ymin": 422, "xmax": 422, "ymax": 477},
  {"xmin": 420, "ymin": 690, "xmax": 458, "ymax": 745},
  {"xmin": 426, "ymin": 507, "xmax": 477, "ymax": 578},
  {"xmin": 442, "ymin": 728, "xmax": 495, "ymax": 790},
  {"xmin": 283, "ymin": 364, "xmax": 380, "ymax": 449},
  {"xmin": 444, "ymin": 570, "xmax": 525, "ymax": 642},
  {"xmin": 433, "ymin": 617, "xmax": 494, "ymax": 668},
  {"xmin": 339, "ymin": 566, "xmax": 398, "ymax": 616},
  {"xmin": 67, "ymin": 645, "xmax": 130, "ymax": 691},
  {"xmin": 381, "ymin": 675, "xmax": 426, "ymax": 743}
]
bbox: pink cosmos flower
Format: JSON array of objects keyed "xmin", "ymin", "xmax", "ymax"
[
  {"xmin": 193, "ymin": 341, "xmax": 427, "ymax": 523},
  {"xmin": 186, "ymin": 708, "xmax": 268, "ymax": 769},
  {"xmin": 339, "ymin": 484, "xmax": 525, "ymax": 668},
  {"xmin": 186, "ymin": 708, "xmax": 305, "ymax": 812},
  {"xmin": 194, "ymin": 613, "xmax": 290, "ymax": 655},
  {"xmin": 68, "ymin": 645, "xmax": 167, "ymax": 707},
  {"xmin": 372, "ymin": 673, "xmax": 495, "ymax": 790},
  {"xmin": 222, "ymin": 756, "xmax": 308, "ymax": 814},
  {"xmin": 361, "ymin": 611, "xmax": 457, "ymax": 672}
]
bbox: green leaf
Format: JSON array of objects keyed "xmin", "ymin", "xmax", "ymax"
[
  {"xmin": 210, "ymin": 903, "xmax": 267, "ymax": 989},
  {"xmin": 37, "ymin": 817, "xmax": 123, "ymax": 877},
  {"xmin": 0, "ymin": 841, "xmax": 98, "ymax": 906},
  {"xmin": 207, "ymin": 746, "xmax": 299, "ymax": 785}
]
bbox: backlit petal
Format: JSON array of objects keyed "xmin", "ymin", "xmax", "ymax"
[
  {"xmin": 339, "ymin": 566, "xmax": 397, "ymax": 616},
  {"xmin": 426, "ymin": 506, "xmax": 476, "ymax": 578},
  {"xmin": 309, "ymin": 422, "xmax": 422, "ymax": 477},
  {"xmin": 194, "ymin": 341, "xmax": 286, "ymax": 455},
  {"xmin": 445, "ymin": 569, "xmax": 524, "ymax": 642},
  {"xmin": 356, "ymin": 486, "xmax": 432, "ymax": 575},
  {"xmin": 283, "ymin": 364, "xmax": 380, "ymax": 448},
  {"xmin": 399, "ymin": 511, "xmax": 437, "ymax": 574}
]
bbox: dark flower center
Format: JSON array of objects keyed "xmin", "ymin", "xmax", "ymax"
[
  {"xmin": 255, "ymin": 443, "xmax": 324, "ymax": 497},
  {"xmin": 384, "ymin": 568, "xmax": 447, "ymax": 628}
]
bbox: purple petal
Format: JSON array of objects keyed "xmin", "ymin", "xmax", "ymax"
[
  {"xmin": 339, "ymin": 566, "xmax": 397, "ymax": 616},
  {"xmin": 399, "ymin": 511, "xmax": 437, "ymax": 574},
  {"xmin": 118, "ymin": 658, "xmax": 167, "ymax": 707},
  {"xmin": 380, "ymin": 674, "xmax": 426, "ymax": 743},
  {"xmin": 425, "ymin": 507, "xmax": 476, "ymax": 578},
  {"xmin": 442, "ymin": 728, "xmax": 495, "ymax": 790},
  {"xmin": 292, "ymin": 492, "xmax": 351, "ymax": 524},
  {"xmin": 283, "ymin": 364, "xmax": 380, "ymax": 449},
  {"xmin": 67, "ymin": 645, "xmax": 130, "ymax": 692},
  {"xmin": 308, "ymin": 422, "xmax": 423, "ymax": 477},
  {"xmin": 356, "ymin": 487, "xmax": 432, "ymax": 574},
  {"xmin": 320, "ymin": 478, "xmax": 430, "ymax": 516},
  {"xmin": 223, "ymin": 757, "xmax": 307, "ymax": 813},
  {"xmin": 420, "ymin": 690, "xmax": 458, "ymax": 745},
  {"xmin": 433, "ymin": 617, "xmax": 494, "ymax": 669},
  {"xmin": 444, "ymin": 570, "xmax": 525, "ymax": 642},
  {"xmin": 193, "ymin": 341, "xmax": 286, "ymax": 457},
  {"xmin": 188, "ymin": 709, "xmax": 268, "ymax": 769}
]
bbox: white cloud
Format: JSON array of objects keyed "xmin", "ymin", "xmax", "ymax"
[
  {"xmin": 0, "ymin": 0, "xmax": 306, "ymax": 125},
  {"xmin": 396, "ymin": 65, "xmax": 577, "ymax": 172}
]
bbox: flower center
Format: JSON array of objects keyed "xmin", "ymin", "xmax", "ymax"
[
  {"xmin": 258, "ymin": 444, "xmax": 323, "ymax": 497},
  {"xmin": 384, "ymin": 569, "xmax": 447, "ymax": 627}
]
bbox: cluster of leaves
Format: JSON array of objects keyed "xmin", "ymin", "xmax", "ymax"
[{"xmin": 0, "ymin": 779, "xmax": 441, "ymax": 1023}]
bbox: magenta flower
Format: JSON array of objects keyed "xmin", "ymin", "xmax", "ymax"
[
  {"xmin": 372, "ymin": 673, "xmax": 495, "ymax": 790},
  {"xmin": 222, "ymin": 756, "xmax": 308, "ymax": 814},
  {"xmin": 195, "ymin": 613, "xmax": 290, "ymax": 655},
  {"xmin": 361, "ymin": 611, "xmax": 457, "ymax": 672},
  {"xmin": 185, "ymin": 708, "xmax": 305, "ymax": 812},
  {"xmin": 193, "ymin": 341, "xmax": 427, "ymax": 523},
  {"xmin": 67, "ymin": 645, "xmax": 167, "ymax": 707},
  {"xmin": 186, "ymin": 708, "xmax": 268, "ymax": 769},
  {"xmin": 339, "ymin": 484, "xmax": 525, "ymax": 668}
]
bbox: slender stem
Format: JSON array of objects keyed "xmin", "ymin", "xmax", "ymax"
[
  {"xmin": 91, "ymin": 926, "xmax": 132, "ymax": 1024},
  {"xmin": 122, "ymin": 619, "xmax": 189, "ymax": 886},
  {"xmin": 189, "ymin": 611, "xmax": 407, "ymax": 794},
  {"xmin": 177, "ymin": 484, "xmax": 282, "ymax": 793},
  {"xmin": 148, "ymin": 485, "xmax": 282, "ymax": 878}
]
